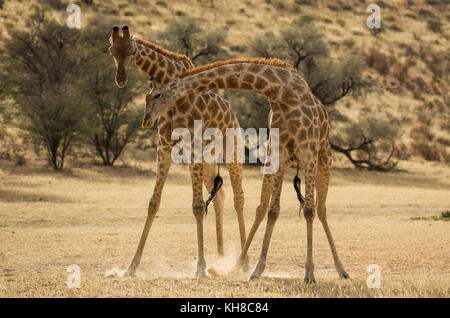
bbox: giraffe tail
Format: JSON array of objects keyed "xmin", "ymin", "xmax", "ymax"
[{"xmin": 204, "ymin": 174, "xmax": 223, "ymax": 216}]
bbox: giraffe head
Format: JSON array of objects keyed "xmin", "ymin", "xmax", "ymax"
[
  {"xmin": 109, "ymin": 25, "xmax": 137, "ymax": 88},
  {"xmin": 142, "ymin": 80, "xmax": 181, "ymax": 128}
]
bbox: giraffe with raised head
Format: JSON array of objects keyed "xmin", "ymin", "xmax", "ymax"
[
  {"xmin": 109, "ymin": 25, "xmax": 248, "ymax": 277},
  {"xmin": 144, "ymin": 58, "xmax": 350, "ymax": 283}
]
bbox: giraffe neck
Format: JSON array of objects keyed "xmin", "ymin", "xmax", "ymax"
[
  {"xmin": 132, "ymin": 40, "xmax": 192, "ymax": 84},
  {"xmin": 176, "ymin": 63, "xmax": 300, "ymax": 106}
]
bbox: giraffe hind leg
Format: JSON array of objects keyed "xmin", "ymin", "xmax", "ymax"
[{"xmin": 317, "ymin": 144, "xmax": 350, "ymax": 279}]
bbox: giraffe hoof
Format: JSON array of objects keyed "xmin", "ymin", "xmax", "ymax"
[
  {"xmin": 195, "ymin": 270, "xmax": 207, "ymax": 278},
  {"xmin": 303, "ymin": 275, "xmax": 316, "ymax": 284},
  {"xmin": 123, "ymin": 264, "xmax": 136, "ymax": 277},
  {"xmin": 304, "ymin": 278, "xmax": 316, "ymax": 284},
  {"xmin": 248, "ymin": 272, "xmax": 261, "ymax": 281},
  {"xmin": 341, "ymin": 272, "xmax": 351, "ymax": 280},
  {"xmin": 123, "ymin": 269, "xmax": 135, "ymax": 277}
]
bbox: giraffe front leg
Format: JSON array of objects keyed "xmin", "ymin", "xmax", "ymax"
[
  {"xmin": 249, "ymin": 163, "xmax": 287, "ymax": 281},
  {"xmin": 226, "ymin": 163, "xmax": 248, "ymax": 272},
  {"xmin": 190, "ymin": 163, "xmax": 207, "ymax": 277},
  {"xmin": 303, "ymin": 158, "xmax": 317, "ymax": 284},
  {"xmin": 124, "ymin": 147, "xmax": 172, "ymax": 276},
  {"xmin": 231, "ymin": 172, "xmax": 272, "ymax": 275}
]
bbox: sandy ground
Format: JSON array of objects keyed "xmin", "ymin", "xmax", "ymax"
[{"xmin": 0, "ymin": 158, "xmax": 449, "ymax": 297}]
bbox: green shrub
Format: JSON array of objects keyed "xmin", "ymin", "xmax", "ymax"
[
  {"xmin": 427, "ymin": 19, "xmax": 442, "ymax": 33},
  {"xmin": 156, "ymin": 0, "xmax": 167, "ymax": 8},
  {"xmin": 343, "ymin": 39, "xmax": 355, "ymax": 48}
]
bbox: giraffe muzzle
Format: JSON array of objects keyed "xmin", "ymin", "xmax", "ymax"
[
  {"xmin": 115, "ymin": 71, "xmax": 128, "ymax": 88},
  {"xmin": 142, "ymin": 116, "xmax": 154, "ymax": 128}
]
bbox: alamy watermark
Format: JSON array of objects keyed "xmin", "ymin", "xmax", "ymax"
[
  {"xmin": 66, "ymin": 264, "xmax": 81, "ymax": 288},
  {"xmin": 66, "ymin": 4, "xmax": 81, "ymax": 29},
  {"xmin": 170, "ymin": 120, "xmax": 279, "ymax": 174},
  {"xmin": 366, "ymin": 4, "xmax": 381, "ymax": 29},
  {"xmin": 366, "ymin": 264, "xmax": 381, "ymax": 288}
]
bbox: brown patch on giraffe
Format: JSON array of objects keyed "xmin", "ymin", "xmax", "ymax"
[
  {"xmin": 314, "ymin": 127, "xmax": 320, "ymax": 139},
  {"xmin": 308, "ymin": 125, "xmax": 314, "ymax": 139},
  {"xmin": 216, "ymin": 67, "xmax": 230, "ymax": 76},
  {"xmin": 281, "ymin": 87, "xmax": 296, "ymax": 101},
  {"xmin": 199, "ymin": 78, "xmax": 210, "ymax": 86},
  {"xmin": 302, "ymin": 116, "xmax": 311, "ymax": 127},
  {"xmin": 261, "ymin": 68, "xmax": 279, "ymax": 84},
  {"xmin": 154, "ymin": 70, "xmax": 164, "ymax": 83},
  {"xmin": 242, "ymin": 73, "xmax": 255, "ymax": 83},
  {"xmin": 159, "ymin": 121, "xmax": 171, "ymax": 136},
  {"xmin": 208, "ymin": 82, "xmax": 218, "ymax": 90},
  {"xmin": 300, "ymin": 93, "xmax": 314, "ymax": 105},
  {"xmin": 176, "ymin": 97, "xmax": 190, "ymax": 113},
  {"xmin": 248, "ymin": 64, "xmax": 263, "ymax": 73},
  {"xmin": 191, "ymin": 108, "xmax": 201, "ymax": 119},
  {"xmin": 197, "ymin": 96, "xmax": 206, "ymax": 112},
  {"xmin": 225, "ymin": 75, "xmax": 240, "ymax": 88},
  {"xmin": 279, "ymin": 102, "xmax": 290, "ymax": 113},
  {"xmin": 264, "ymin": 85, "xmax": 281, "ymax": 100},
  {"xmin": 224, "ymin": 112, "xmax": 231, "ymax": 124},
  {"xmin": 286, "ymin": 138, "xmax": 295, "ymax": 154},
  {"xmin": 275, "ymin": 68, "xmax": 291, "ymax": 82},
  {"xmin": 135, "ymin": 38, "xmax": 194, "ymax": 68},
  {"xmin": 135, "ymin": 58, "xmax": 143, "ymax": 66},
  {"xmin": 188, "ymin": 93, "xmax": 196, "ymax": 104},
  {"xmin": 180, "ymin": 58, "xmax": 294, "ymax": 78},
  {"xmin": 142, "ymin": 60, "xmax": 150, "ymax": 72},
  {"xmin": 254, "ymin": 77, "xmax": 269, "ymax": 90},
  {"xmin": 166, "ymin": 61, "xmax": 175, "ymax": 75},
  {"xmin": 232, "ymin": 64, "xmax": 246, "ymax": 72},
  {"xmin": 240, "ymin": 82, "xmax": 253, "ymax": 90},
  {"xmin": 302, "ymin": 106, "xmax": 313, "ymax": 120},
  {"xmin": 203, "ymin": 93, "xmax": 210, "ymax": 105},
  {"xmin": 286, "ymin": 109, "xmax": 301, "ymax": 119},
  {"xmin": 196, "ymin": 86, "xmax": 207, "ymax": 93},
  {"xmin": 216, "ymin": 78, "xmax": 225, "ymax": 88},
  {"xmin": 216, "ymin": 112, "xmax": 223, "ymax": 122},
  {"xmin": 298, "ymin": 128, "xmax": 307, "ymax": 142},
  {"xmin": 149, "ymin": 64, "xmax": 158, "ymax": 76},
  {"xmin": 280, "ymin": 132, "xmax": 289, "ymax": 144}
]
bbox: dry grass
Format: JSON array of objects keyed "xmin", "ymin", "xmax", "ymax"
[{"xmin": 0, "ymin": 158, "xmax": 449, "ymax": 297}]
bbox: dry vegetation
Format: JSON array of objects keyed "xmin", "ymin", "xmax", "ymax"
[{"xmin": 0, "ymin": 154, "xmax": 449, "ymax": 297}]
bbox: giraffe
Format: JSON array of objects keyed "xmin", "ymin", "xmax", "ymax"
[
  {"xmin": 144, "ymin": 58, "xmax": 350, "ymax": 283},
  {"xmin": 109, "ymin": 25, "xmax": 248, "ymax": 277}
]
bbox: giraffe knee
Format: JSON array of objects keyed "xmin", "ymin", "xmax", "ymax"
[
  {"xmin": 304, "ymin": 207, "xmax": 315, "ymax": 222},
  {"xmin": 148, "ymin": 198, "xmax": 161, "ymax": 215},
  {"xmin": 317, "ymin": 206, "xmax": 327, "ymax": 223}
]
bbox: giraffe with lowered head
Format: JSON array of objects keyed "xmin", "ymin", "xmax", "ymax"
[
  {"xmin": 144, "ymin": 58, "xmax": 350, "ymax": 282},
  {"xmin": 109, "ymin": 25, "xmax": 248, "ymax": 277}
]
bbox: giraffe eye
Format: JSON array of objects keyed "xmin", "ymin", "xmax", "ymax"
[{"xmin": 153, "ymin": 94, "xmax": 161, "ymax": 100}]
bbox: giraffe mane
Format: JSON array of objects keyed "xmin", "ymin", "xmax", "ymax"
[
  {"xmin": 180, "ymin": 58, "xmax": 294, "ymax": 78},
  {"xmin": 135, "ymin": 38, "xmax": 194, "ymax": 68}
]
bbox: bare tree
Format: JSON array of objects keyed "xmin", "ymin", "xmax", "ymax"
[{"xmin": 157, "ymin": 16, "xmax": 229, "ymax": 65}]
